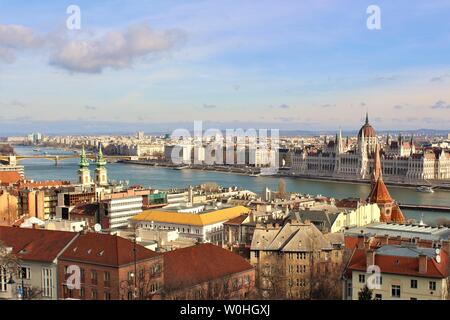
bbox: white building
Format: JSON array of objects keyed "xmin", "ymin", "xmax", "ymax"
[{"xmin": 130, "ymin": 205, "xmax": 250, "ymax": 243}]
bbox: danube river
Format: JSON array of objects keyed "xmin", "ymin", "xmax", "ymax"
[{"xmin": 14, "ymin": 146, "xmax": 450, "ymax": 226}]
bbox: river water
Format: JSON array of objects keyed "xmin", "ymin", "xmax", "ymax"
[{"xmin": 14, "ymin": 146, "xmax": 450, "ymax": 226}]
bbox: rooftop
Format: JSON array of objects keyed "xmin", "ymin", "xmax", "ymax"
[
  {"xmin": 346, "ymin": 244, "xmax": 448, "ymax": 279},
  {"xmin": 0, "ymin": 226, "xmax": 77, "ymax": 263},
  {"xmin": 131, "ymin": 205, "xmax": 250, "ymax": 226},
  {"xmin": 59, "ymin": 232, "xmax": 160, "ymax": 267},
  {"xmin": 163, "ymin": 243, "xmax": 254, "ymax": 291},
  {"xmin": 345, "ymin": 222, "xmax": 450, "ymax": 241},
  {"xmin": 251, "ymin": 222, "xmax": 334, "ymax": 252}
]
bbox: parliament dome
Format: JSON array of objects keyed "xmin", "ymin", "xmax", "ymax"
[{"xmin": 358, "ymin": 113, "xmax": 376, "ymax": 138}]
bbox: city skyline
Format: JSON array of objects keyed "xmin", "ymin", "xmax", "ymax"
[{"xmin": 1, "ymin": 0, "xmax": 450, "ymax": 134}]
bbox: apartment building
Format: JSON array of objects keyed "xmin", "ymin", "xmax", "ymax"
[
  {"xmin": 0, "ymin": 190, "xmax": 18, "ymax": 226},
  {"xmin": 343, "ymin": 243, "xmax": 449, "ymax": 300},
  {"xmin": 250, "ymin": 221, "xmax": 344, "ymax": 299},
  {"xmin": 0, "ymin": 226, "xmax": 78, "ymax": 300},
  {"xmin": 99, "ymin": 189, "xmax": 150, "ymax": 231},
  {"xmin": 163, "ymin": 243, "xmax": 255, "ymax": 299},
  {"xmin": 58, "ymin": 232, "xmax": 163, "ymax": 300}
]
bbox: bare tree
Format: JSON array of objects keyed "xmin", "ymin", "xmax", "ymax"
[
  {"xmin": 277, "ymin": 178, "xmax": 286, "ymax": 199},
  {"xmin": 201, "ymin": 182, "xmax": 220, "ymax": 193}
]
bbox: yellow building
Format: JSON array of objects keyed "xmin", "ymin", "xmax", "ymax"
[{"xmin": 131, "ymin": 205, "xmax": 250, "ymax": 243}]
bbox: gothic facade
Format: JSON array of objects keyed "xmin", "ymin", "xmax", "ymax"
[{"xmin": 291, "ymin": 115, "xmax": 450, "ymax": 182}]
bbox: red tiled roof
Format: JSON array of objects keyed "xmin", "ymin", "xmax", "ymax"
[
  {"xmin": 163, "ymin": 243, "xmax": 254, "ymax": 291},
  {"xmin": 335, "ymin": 198, "xmax": 361, "ymax": 209},
  {"xmin": 0, "ymin": 226, "xmax": 77, "ymax": 262},
  {"xmin": 390, "ymin": 204, "xmax": 406, "ymax": 223},
  {"xmin": 16, "ymin": 180, "xmax": 71, "ymax": 189},
  {"xmin": 224, "ymin": 214, "xmax": 249, "ymax": 225},
  {"xmin": 0, "ymin": 171, "xmax": 22, "ymax": 185},
  {"xmin": 59, "ymin": 232, "xmax": 160, "ymax": 267},
  {"xmin": 368, "ymin": 177, "xmax": 393, "ymax": 204},
  {"xmin": 346, "ymin": 247, "xmax": 448, "ymax": 279}
]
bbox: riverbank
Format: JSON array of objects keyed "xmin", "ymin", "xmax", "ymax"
[
  {"xmin": 118, "ymin": 160, "xmax": 261, "ymax": 175},
  {"xmin": 119, "ymin": 160, "xmax": 450, "ymax": 192}
]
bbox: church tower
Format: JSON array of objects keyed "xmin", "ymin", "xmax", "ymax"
[
  {"xmin": 78, "ymin": 146, "xmax": 92, "ymax": 186},
  {"xmin": 95, "ymin": 145, "xmax": 108, "ymax": 186},
  {"xmin": 367, "ymin": 144, "xmax": 405, "ymax": 223}
]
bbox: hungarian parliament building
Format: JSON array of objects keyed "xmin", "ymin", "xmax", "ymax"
[{"xmin": 290, "ymin": 114, "xmax": 450, "ymax": 182}]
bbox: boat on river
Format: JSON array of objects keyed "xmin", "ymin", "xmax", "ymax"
[{"xmin": 416, "ymin": 186, "xmax": 434, "ymax": 193}]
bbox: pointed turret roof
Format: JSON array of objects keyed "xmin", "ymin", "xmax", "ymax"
[
  {"xmin": 79, "ymin": 146, "xmax": 89, "ymax": 169},
  {"xmin": 367, "ymin": 144, "xmax": 406, "ymax": 223},
  {"xmin": 368, "ymin": 144, "xmax": 392, "ymax": 203},
  {"xmin": 95, "ymin": 145, "xmax": 107, "ymax": 168}
]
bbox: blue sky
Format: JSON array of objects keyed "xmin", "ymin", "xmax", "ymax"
[{"xmin": 0, "ymin": 0, "xmax": 450, "ymax": 134}]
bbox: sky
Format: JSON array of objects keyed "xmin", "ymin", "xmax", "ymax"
[{"xmin": 0, "ymin": 0, "xmax": 450, "ymax": 134}]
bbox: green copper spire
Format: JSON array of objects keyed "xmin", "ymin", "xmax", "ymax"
[
  {"xmin": 96, "ymin": 145, "xmax": 107, "ymax": 168},
  {"xmin": 79, "ymin": 146, "xmax": 89, "ymax": 169}
]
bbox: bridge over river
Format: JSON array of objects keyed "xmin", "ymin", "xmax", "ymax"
[{"xmin": 0, "ymin": 154, "xmax": 142, "ymax": 166}]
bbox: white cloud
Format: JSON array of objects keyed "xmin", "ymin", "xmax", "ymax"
[
  {"xmin": 0, "ymin": 24, "xmax": 42, "ymax": 62},
  {"xmin": 430, "ymin": 100, "xmax": 450, "ymax": 109},
  {"xmin": 49, "ymin": 23, "xmax": 185, "ymax": 73}
]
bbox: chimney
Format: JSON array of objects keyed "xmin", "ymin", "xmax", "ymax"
[
  {"xmin": 366, "ymin": 249, "xmax": 376, "ymax": 267},
  {"xmin": 380, "ymin": 234, "xmax": 389, "ymax": 245},
  {"xmin": 357, "ymin": 235, "xmax": 365, "ymax": 249},
  {"xmin": 418, "ymin": 254, "xmax": 427, "ymax": 274}
]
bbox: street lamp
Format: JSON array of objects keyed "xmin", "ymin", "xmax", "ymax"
[{"xmin": 5, "ymin": 262, "xmax": 25, "ymax": 300}]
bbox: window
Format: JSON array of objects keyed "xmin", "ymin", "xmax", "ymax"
[
  {"xmin": 104, "ymin": 272, "xmax": 111, "ymax": 286},
  {"xmin": 20, "ymin": 267, "xmax": 31, "ymax": 280},
  {"xmin": 374, "ymin": 294, "xmax": 382, "ymax": 300},
  {"xmin": 0, "ymin": 267, "xmax": 7, "ymax": 292},
  {"xmin": 91, "ymin": 270, "xmax": 98, "ymax": 285},
  {"xmin": 151, "ymin": 282, "xmax": 160, "ymax": 294},
  {"xmin": 152, "ymin": 264, "xmax": 161, "ymax": 275},
  {"xmin": 391, "ymin": 285, "xmax": 401, "ymax": 298},
  {"xmin": 410, "ymin": 297, "xmax": 417, "ymax": 300},
  {"xmin": 359, "ymin": 274, "xmax": 365, "ymax": 283},
  {"xmin": 41, "ymin": 268, "xmax": 53, "ymax": 297},
  {"xmin": 104, "ymin": 291, "xmax": 111, "ymax": 300},
  {"xmin": 410, "ymin": 279, "xmax": 418, "ymax": 289},
  {"xmin": 80, "ymin": 268, "xmax": 85, "ymax": 282},
  {"xmin": 80, "ymin": 287, "xmax": 85, "ymax": 299},
  {"xmin": 429, "ymin": 281, "xmax": 436, "ymax": 291},
  {"xmin": 91, "ymin": 289, "xmax": 98, "ymax": 299},
  {"xmin": 346, "ymin": 282, "xmax": 352, "ymax": 298}
]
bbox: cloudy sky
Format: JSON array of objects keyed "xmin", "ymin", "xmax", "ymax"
[{"xmin": 0, "ymin": 0, "xmax": 450, "ymax": 134}]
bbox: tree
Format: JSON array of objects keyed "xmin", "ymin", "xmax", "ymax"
[
  {"xmin": 277, "ymin": 178, "xmax": 286, "ymax": 199},
  {"xmin": 201, "ymin": 182, "xmax": 220, "ymax": 193},
  {"xmin": 358, "ymin": 285, "xmax": 373, "ymax": 300},
  {"xmin": 0, "ymin": 240, "xmax": 19, "ymax": 276}
]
